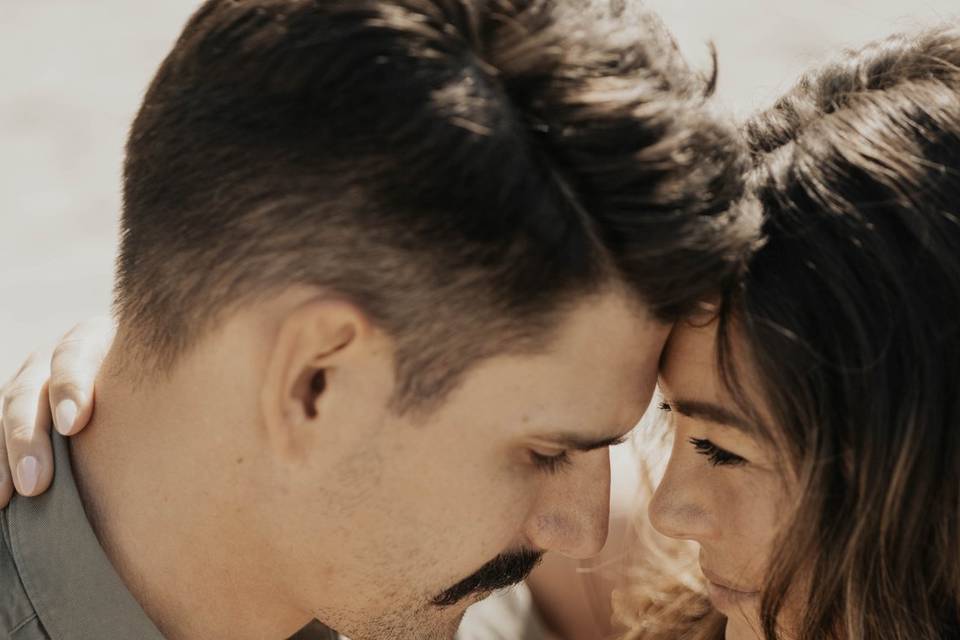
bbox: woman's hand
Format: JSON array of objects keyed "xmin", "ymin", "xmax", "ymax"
[{"xmin": 0, "ymin": 317, "xmax": 114, "ymax": 506}]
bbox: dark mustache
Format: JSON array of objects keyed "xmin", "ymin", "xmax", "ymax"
[{"xmin": 431, "ymin": 548, "xmax": 545, "ymax": 608}]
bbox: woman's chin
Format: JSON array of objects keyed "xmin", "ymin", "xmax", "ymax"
[
  {"xmin": 706, "ymin": 580, "xmax": 759, "ymax": 614},
  {"xmin": 723, "ymin": 614, "xmax": 764, "ymax": 640}
]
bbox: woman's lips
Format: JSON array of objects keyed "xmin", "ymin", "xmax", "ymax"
[{"xmin": 700, "ymin": 566, "xmax": 759, "ymax": 611}]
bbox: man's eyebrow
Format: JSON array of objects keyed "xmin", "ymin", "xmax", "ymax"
[
  {"xmin": 669, "ymin": 399, "xmax": 754, "ymax": 433},
  {"xmin": 537, "ymin": 432, "xmax": 631, "ymax": 452}
]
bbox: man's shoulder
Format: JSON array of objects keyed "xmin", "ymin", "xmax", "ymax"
[{"xmin": 0, "ymin": 508, "xmax": 49, "ymax": 639}]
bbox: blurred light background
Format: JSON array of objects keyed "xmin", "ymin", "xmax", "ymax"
[{"xmin": 1, "ymin": 0, "xmax": 957, "ymax": 377}]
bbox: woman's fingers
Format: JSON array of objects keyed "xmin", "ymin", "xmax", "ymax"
[
  {"xmin": 48, "ymin": 316, "xmax": 115, "ymax": 436},
  {"xmin": 0, "ymin": 385, "xmax": 13, "ymax": 507},
  {"xmin": 0, "ymin": 316, "xmax": 114, "ymax": 506},
  {"xmin": 1, "ymin": 351, "xmax": 55, "ymax": 499}
]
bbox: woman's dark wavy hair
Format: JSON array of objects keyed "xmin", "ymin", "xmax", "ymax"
[
  {"xmin": 622, "ymin": 23, "xmax": 960, "ymax": 640},
  {"xmin": 718, "ymin": 23, "xmax": 960, "ymax": 640}
]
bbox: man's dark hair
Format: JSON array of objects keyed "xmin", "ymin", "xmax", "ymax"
[{"xmin": 116, "ymin": 0, "xmax": 756, "ymax": 411}]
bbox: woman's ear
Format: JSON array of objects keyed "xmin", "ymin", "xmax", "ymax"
[{"xmin": 259, "ymin": 299, "xmax": 367, "ymax": 461}]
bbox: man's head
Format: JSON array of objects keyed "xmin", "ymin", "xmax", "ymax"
[{"xmin": 105, "ymin": 0, "xmax": 757, "ymax": 637}]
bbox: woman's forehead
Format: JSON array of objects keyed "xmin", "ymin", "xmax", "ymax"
[
  {"xmin": 658, "ymin": 319, "xmax": 773, "ymax": 434},
  {"xmin": 659, "ymin": 321, "xmax": 721, "ymax": 383}
]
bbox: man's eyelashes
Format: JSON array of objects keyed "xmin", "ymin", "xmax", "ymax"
[{"xmin": 529, "ymin": 450, "xmax": 572, "ymax": 474}]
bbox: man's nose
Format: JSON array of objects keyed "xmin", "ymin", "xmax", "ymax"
[
  {"xmin": 525, "ymin": 449, "xmax": 611, "ymax": 559},
  {"xmin": 647, "ymin": 450, "xmax": 716, "ymax": 543}
]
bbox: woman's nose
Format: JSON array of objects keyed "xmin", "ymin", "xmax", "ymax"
[{"xmin": 648, "ymin": 454, "xmax": 717, "ymax": 544}]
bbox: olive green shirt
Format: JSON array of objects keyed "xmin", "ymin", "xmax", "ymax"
[
  {"xmin": 0, "ymin": 434, "xmax": 168, "ymax": 639},
  {"xmin": 0, "ymin": 434, "xmax": 544, "ymax": 640}
]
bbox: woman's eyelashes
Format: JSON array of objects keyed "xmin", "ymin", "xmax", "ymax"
[
  {"xmin": 688, "ymin": 437, "xmax": 748, "ymax": 467},
  {"xmin": 659, "ymin": 401, "xmax": 749, "ymax": 467}
]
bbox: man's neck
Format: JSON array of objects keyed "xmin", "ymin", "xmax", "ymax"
[{"xmin": 70, "ymin": 351, "xmax": 312, "ymax": 640}]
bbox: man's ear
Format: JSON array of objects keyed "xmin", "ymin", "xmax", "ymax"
[{"xmin": 259, "ymin": 298, "xmax": 371, "ymax": 460}]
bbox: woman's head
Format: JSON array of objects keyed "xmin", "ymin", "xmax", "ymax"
[{"xmin": 648, "ymin": 25, "xmax": 960, "ymax": 640}]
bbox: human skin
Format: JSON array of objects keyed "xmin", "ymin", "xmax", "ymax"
[
  {"xmin": 0, "ymin": 286, "xmax": 668, "ymax": 640},
  {"xmin": 650, "ymin": 319, "xmax": 793, "ymax": 640}
]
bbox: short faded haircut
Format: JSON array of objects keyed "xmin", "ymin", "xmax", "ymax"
[{"xmin": 115, "ymin": 0, "xmax": 756, "ymax": 412}]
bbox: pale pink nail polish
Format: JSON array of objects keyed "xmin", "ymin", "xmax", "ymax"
[
  {"xmin": 55, "ymin": 399, "xmax": 78, "ymax": 435},
  {"xmin": 17, "ymin": 456, "xmax": 40, "ymax": 495}
]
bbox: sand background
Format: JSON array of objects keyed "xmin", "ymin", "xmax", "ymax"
[{"xmin": 1, "ymin": 0, "xmax": 957, "ymax": 375}]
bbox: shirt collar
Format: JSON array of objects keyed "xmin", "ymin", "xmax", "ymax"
[{"xmin": 6, "ymin": 433, "xmax": 165, "ymax": 640}]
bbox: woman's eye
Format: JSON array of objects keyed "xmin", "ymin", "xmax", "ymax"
[
  {"xmin": 688, "ymin": 437, "xmax": 747, "ymax": 467},
  {"xmin": 530, "ymin": 450, "xmax": 572, "ymax": 474}
]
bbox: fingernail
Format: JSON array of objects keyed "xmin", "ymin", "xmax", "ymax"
[
  {"xmin": 55, "ymin": 399, "xmax": 78, "ymax": 435},
  {"xmin": 17, "ymin": 456, "xmax": 40, "ymax": 495}
]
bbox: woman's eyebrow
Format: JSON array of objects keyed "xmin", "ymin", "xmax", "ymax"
[{"xmin": 670, "ymin": 399, "xmax": 754, "ymax": 433}]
